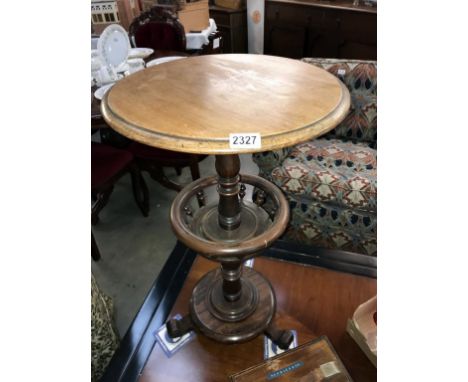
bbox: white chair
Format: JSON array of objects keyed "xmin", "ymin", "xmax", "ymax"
[{"xmin": 91, "ymin": 36, "xmax": 99, "ymax": 49}]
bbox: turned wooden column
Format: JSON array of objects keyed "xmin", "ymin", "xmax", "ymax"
[
  {"xmin": 215, "ymin": 154, "xmax": 243, "ymax": 304},
  {"xmin": 215, "ymin": 155, "xmax": 241, "ymax": 231}
]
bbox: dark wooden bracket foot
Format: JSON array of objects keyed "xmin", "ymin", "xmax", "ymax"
[
  {"xmin": 91, "ymin": 232, "xmax": 101, "ymax": 261},
  {"xmin": 166, "ymin": 315, "xmax": 194, "ymax": 338},
  {"xmin": 264, "ymin": 324, "xmax": 294, "ymax": 350}
]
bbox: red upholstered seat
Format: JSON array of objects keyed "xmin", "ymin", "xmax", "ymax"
[{"xmin": 91, "ymin": 142, "xmax": 133, "ymax": 189}]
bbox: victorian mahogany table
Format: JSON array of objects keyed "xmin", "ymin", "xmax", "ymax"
[{"xmin": 101, "ymin": 54, "xmax": 350, "ymax": 348}]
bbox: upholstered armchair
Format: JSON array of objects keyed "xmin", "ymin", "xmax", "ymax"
[
  {"xmin": 253, "ymin": 58, "xmax": 377, "ymax": 256},
  {"xmin": 91, "ymin": 142, "xmax": 149, "ymax": 226}
]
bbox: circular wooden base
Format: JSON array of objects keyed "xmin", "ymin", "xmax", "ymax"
[
  {"xmin": 208, "ymin": 276, "xmax": 259, "ymax": 322},
  {"xmin": 191, "ymin": 201, "xmax": 271, "ymax": 245},
  {"xmin": 190, "ymin": 267, "xmax": 276, "ymax": 343}
]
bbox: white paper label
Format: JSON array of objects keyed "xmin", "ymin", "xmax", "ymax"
[
  {"xmin": 244, "ymin": 259, "xmax": 255, "ymax": 268},
  {"xmin": 337, "ymin": 69, "xmax": 346, "ymax": 75},
  {"xmin": 320, "ymin": 361, "xmax": 340, "ymax": 378},
  {"xmin": 213, "ymin": 37, "xmax": 220, "ymax": 49},
  {"xmin": 229, "ymin": 133, "xmax": 261, "ymax": 149}
]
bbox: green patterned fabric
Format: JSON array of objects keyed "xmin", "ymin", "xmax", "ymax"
[
  {"xmin": 285, "ymin": 197, "xmax": 376, "ymax": 256},
  {"xmin": 92, "ymin": 275, "xmax": 119, "ymax": 382},
  {"xmin": 272, "ymin": 138, "xmax": 377, "ymax": 255},
  {"xmin": 301, "ymin": 58, "xmax": 377, "ymax": 148},
  {"xmin": 253, "ymin": 58, "xmax": 377, "ymax": 256},
  {"xmin": 273, "ymin": 139, "xmax": 376, "ymax": 212},
  {"xmin": 254, "ymin": 147, "xmax": 293, "ymax": 180}
]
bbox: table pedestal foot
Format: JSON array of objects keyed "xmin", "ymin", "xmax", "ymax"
[
  {"xmin": 188, "ymin": 266, "xmax": 275, "ymax": 343},
  {"xmin": 264, "ymin": 324, "xmax": 295, "ymax": 350},
  {"xmin": 166, "ymin": 314, "xmax": 194, "ymax": 338}
]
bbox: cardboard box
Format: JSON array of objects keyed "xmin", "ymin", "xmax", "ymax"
[
  {"xmin": 141, "ymin": 0, "xmax": 156, "ymax": 12},
  {"xmin": 178, "ymin": 0, "xmax": 210, "ymax": 32},
  {"xmin": 116, "ymin": 0, "xmax": 142, "ymax": 30},
  {"xmin": 214, "ymin": 0, "xmax": 245, "ymax": 10},
  {"xmin": 346, "ymin": 295, "xmax": 377, "ymax": 367}
]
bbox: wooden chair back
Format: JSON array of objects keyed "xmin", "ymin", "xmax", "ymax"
[{"xmin": 129, "ymin": 5, "xmax": 186, "ymax": 51}]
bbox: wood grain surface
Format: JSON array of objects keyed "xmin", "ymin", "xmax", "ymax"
[
  {"xmin": 229, "ymin": 337, "xmax": 352, "ymax": 382},
  {"xmin": 101, "ymin": 54, "xmax": 350, "ymax": 154},
  {"xmin": 139, "ymin": 256, "xmax": 376, "ymax": 382}
]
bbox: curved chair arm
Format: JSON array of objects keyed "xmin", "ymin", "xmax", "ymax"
[{"xmin": 252, "ymin": 147, "xmax": 294, "ymax": 180}]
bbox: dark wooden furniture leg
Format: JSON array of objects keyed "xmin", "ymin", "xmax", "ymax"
[
  {"xmin": 130, "ymin": 164, "xmax": 150, "ymax": 217},
  {"xmin": 166, "ymin": 314, "xmax": 194, "ymax": 338},
  {"xmin": 148, "ymin": 165, "xmax": 183, "ymax": 192},
  {"xmin": 92, "ymin": 231, "xmax": 101, "ymax": 261},
  {"xmin": 128, "ymin": 143, "xmax": 206, "ymax": 192},
  {"xmin": 92, "ymin": 163, "xmax": 150, "ymax": 226},
  {"xmin": 189, "ymin": 155, "xmax": 201, "ymax": 181},
  {"xmin": 264, "ymin": 323, "xmax": 294, "ymax": 350},
  {"xmin": 92, "ymin": 186, "xmax": 114, "ymax": 226}
]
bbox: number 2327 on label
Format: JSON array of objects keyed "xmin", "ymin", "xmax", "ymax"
[{"xmin": 229, "ymin": 133, "xmax": 261, "ymax": 149}]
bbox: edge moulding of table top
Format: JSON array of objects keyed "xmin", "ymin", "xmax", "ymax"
[
  {"xmin": 101, "ymin": 54, "xmax": 350, "ymax": 154},
  {"xmin": 101, "ymin": 54, "xmax": 351, "ymax": 349}
]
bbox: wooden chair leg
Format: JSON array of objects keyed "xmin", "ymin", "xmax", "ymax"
[
  {"xmin": 91, "ymin": 186, "xmax": 113, "ymax": 226},
  {"xmin": 92, "ymin": 231, "xmax": 101, "ymax": 261},
  {"xmin": 148, "ymin": 165, "xmax": 183, "ymax": 192},
  {"xmin": 189, "ymin": 155, "xmax": 201, "ymax": 181},
  {"xmin": 130, "ymin": 164, "xmax": 150, "ymax": 217}
]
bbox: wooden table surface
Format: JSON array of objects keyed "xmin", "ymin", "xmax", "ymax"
[
  {"xmin": 101, "ymin": 54, "xmax": 350, "ymax": 154},
  {"xmin": 91, "ymin": 50, "xmax": 188, "ymax": 129},
  {"xmin": 139, "ymin": 256, "xmax": 376, "ymax": 382}
]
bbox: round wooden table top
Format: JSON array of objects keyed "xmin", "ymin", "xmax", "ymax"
[{"xmin": 101, "ymin": 54, "xmax": 350, "ymax": 154}]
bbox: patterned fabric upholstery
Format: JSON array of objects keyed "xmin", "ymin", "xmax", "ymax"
[
  {"xmin": 302, "ymin": 58, "xmax": 377, "ymax": 148},
  {"xmin": 92, "ymin": 275, "xmax": 119, "ymax": 382},
  {"xmin": 273, "ymin": 139, "xmax": 376, "ymax": 211},
  {"xmin": 253, "ymin": 58, "xmax": 377, "ymax": 256},
  {"xmin": 254, "ymin": 147, "xmax": 293, "ymax": 180}
]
